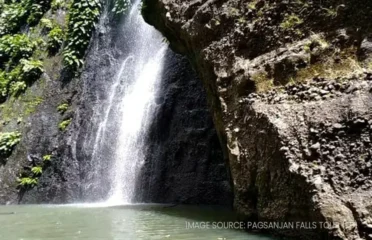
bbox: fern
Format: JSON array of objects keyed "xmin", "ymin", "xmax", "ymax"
[
  {"xmin": 31, "ymin": 166, "xmax": 43, "ymax": 175},
  {"xmin": 18, "ymin": 177, "xmax": 38, "ymax": 187}
]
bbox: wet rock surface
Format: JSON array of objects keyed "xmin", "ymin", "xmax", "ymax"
[
  {"xmin": 0, "ymin": 56, "xmax": 81, "ymax": 204},
  {"xmin": 136, "ymin": 50, "xmax": 232, "ymax": 205}
]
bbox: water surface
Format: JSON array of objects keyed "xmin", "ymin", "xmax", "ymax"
[{"xmin": 0, "ymin": 205, "xmax": 275, "ymax": 240}]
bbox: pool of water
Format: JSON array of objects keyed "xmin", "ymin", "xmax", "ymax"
[{"xmin": 0, "ymin": 204, "xmax": 275, "ymax": 240}]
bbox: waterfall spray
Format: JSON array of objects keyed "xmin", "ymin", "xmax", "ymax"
[
  {"xmin": 106, "ymin": 1, "xmax": 167, "ymax": 204},
  {"xmin": 87, "ymin": 0, "xmax": 167, "ymax": 204}
]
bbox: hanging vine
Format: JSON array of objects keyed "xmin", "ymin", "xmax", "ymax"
[{"xmin": 63, "ymin": 0, "xmax": 102, "ymax": 72}]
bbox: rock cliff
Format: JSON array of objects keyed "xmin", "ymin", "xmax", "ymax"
[{"xmin": 142, "ymin": 0, "xmax": 372, "ymax": 239}]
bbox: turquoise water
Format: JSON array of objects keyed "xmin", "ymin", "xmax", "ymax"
[{"xmin": 0, "ymin": 204, "xmax": 275, "ymax": 240}]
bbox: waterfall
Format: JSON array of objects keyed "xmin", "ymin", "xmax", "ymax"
[{"xmin": 87, "ymin": 0, "xmax": 167, "ymax": 204}]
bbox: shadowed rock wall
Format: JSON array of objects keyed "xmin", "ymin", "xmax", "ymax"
[{"xmin": 136, "ymin": 50, "xmax": 232, "ymax": 205}]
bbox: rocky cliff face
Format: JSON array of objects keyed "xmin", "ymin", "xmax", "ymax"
[
  {"xmin": 142, "ymin": 0, "xmax": 372, "ymax": 239},
  {"xmin": 136, "ymin": 51, "xmax": 231, "ymax": 205},
  {"xmin": 0, "ymin": 2, "xmax": 231, "ymax": 205}
]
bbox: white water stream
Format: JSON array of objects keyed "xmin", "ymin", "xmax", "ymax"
[{"xmin": 89, "ymin": 0, "xmax": 167, "ymax": 205}]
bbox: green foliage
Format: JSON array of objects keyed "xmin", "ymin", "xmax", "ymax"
[
  {"xmin": 57, "ymin": 103, "xmax": 68, "ymax": 114},
  {"xmin": 0, "ymin": 66, "xmax": 21, "ymax": 101},
  {"xmin": 21, "ymin": 58, "xmax": 43, "ymax": 74},
  {"xmin": 31, "ymin": 166, "xmax": 42, "ymax": 175},
  {"xmin": 247, "ymin": 1, "xmax": 258, "ymax": 10},
  {"xmin": 7, "ymin": 65, "xmax": 22, "ymax": 81},
  {"xmin": 9, "ymin": 81, "xmax": 27, "ymax": 96},
  {"xmin": 280, "ymin": 14, "xmax": 303, "ymax": 29},
  {"xmin": 0, "ymin": 58, "xmax": 43, "ymax": 100},
  {"xmin": 18, "ymin": 177, "xmax": 38, "ymax": 187},
  {"xmin": 43, "ymin": 154, "xmax": 52, "ymax": 161},
  {"xmin": 63, "ymin": 0, "xmax": 102, "ymax": 71},
  {"xmin": 38, "ymin": 18, "xmax": 64, "ymax": 53},
  {"xmin": 0, "ymin": 70, "xmax": 8, "ymax": 100},
  {"xmin": 27, "ymin": 0, "xmax": 52, "ymax": 26},
  {"xmin": 24, "ymin": 96, "xmax": 43, "ymax": 115},
  {"xmin": 0, "ymin": 0, "xmax": 52, "ymax": 110},
  {"xmin": 0, "ymin": 0, "xmax": 31, "ymax": 36},
  {"xmin": 18, "ymin": 159, "xmax": 48, "ymax": 189},
  {"xmin": 59, "ymin": 118, "xmax": 72, "ymax": 131},
  {"xmin": 112, "ymin": 0, "xmax": 130, "ymax": 15},
  {"xmin": 27, "ymin": 4, "xmax": 44, "ymax": 26},
  {"xmin": 20, "ymin": 58, "xmax": 44, "ymax": 82},
  {"xmin": 0, "ymin": 131, "xmax": 21, "ymax": 156},
  {"xmin": 47, "ymin": 26, "xmax": 64, "ymax": 53},
  {"xmin": 0, "ymin": 0, "xmax": 51, "ymax": 35},
  {"xmin": 40, "ymin": 18, "xmax": 54, "ymax": 30},
  {"xmin": 321, "ymin": 7, "xmax": 338, "ymax": 18},
  {"xmin": 0, "ymin": 34, "xmax": 36, "ymax": 66},
  {"xmin": 63, "ymin": 49, "xmax": 83, "ymax": 70},
  {"xmin": 51, "ymin": 0, "xmax": 67, "ymax": 11}
]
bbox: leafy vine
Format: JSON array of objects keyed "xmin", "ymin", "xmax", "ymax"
[{"xmin": 63, "ymin": 0, "xmax": 102, "ymax": 71}]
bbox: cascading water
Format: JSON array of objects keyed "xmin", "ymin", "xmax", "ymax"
[{"xmin": 86, "ymin": 0, "xmax": 167, "ymax": 204}]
